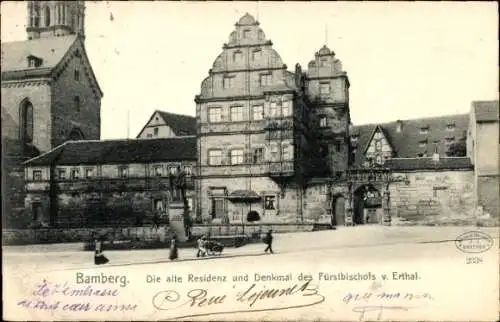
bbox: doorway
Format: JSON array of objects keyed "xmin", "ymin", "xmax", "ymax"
[
  {"xmin": 353, "ymin": 184, "xmax": 382, "ymax": 225},
  {"xmin": 331, "ymin": 195, "xmax": 345, "ymax": 226}
]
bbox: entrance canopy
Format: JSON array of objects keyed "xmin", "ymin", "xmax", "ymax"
[{"xmin": 226, "ymin": 190, "xmax": 262, "ymax": 202}]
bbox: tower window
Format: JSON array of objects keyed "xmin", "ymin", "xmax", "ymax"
[
  {"xmin": 260, "ymin": 74, "xmax": 272, "ymax": 86},
  {"xmin": 74, "ymin": 96, "xmax": 80, "ymax": 112},
  {"xmin": 319, "ymin": 116, "xmax": 327, "ymax": 128},
  {"xmin": 44, "ymin": 6, "xmax": 51, "ymax": 27},
  {"xmin": 20, "ymin": 100, "xmax": 34, "ymax": 145},
  {"xmin": 233, "ymin": 51, "xmax": 243, "ymax": 62},
  {"xmin": 320, "ymin": 83, "xmax": 331, "ymax": 96},
  {"xmin": 74, "ymin": 70, "xmax": 80, "ymax": 81}
]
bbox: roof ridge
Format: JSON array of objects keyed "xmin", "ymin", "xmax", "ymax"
[
  {"xmin": 156, "ymin": 110, "xmax": 196, "ymax": 118},
  {"xmin": 353, "ymin": 113, "xmax": 469, "ymax": 127},
  {"xmin": 22, "ymin": 141, "xmax": 69, "ymax": 165}
]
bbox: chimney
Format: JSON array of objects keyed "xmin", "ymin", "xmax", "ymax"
[{"xmin": 396, "ymin": 120, "xmax": 403, "ymax": 133}]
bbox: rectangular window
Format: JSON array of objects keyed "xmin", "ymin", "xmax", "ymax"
[
  {"xmin": 183, "ymin": 165, "xmax": 192, "ymax": 176},
  {"xmin": 253, "ymin": 148, "xmax": 264, "ymax": 163},
  {"xmin": 419, "ymin": 140, "xmax": 427, "ymax": 148},
  {"xmin": 230, "ymin": 106, "xmax": 244, "ymax": 121},
  {"xmin": 264, "ymin": 195, "xmax": 276, "ymax": 210},
  {"xmin": 233, "ymin": 51, "xmax": 243, "ymax": 61},
  {"xmin": 243, "ymin": 29, "xmax": 251, "ymax": 38},
  {"xmin": 282, "ymin": 101, "xmax": 292, "ymax": 117},
  {"xmin": 85, "ymin": 168, "xmax": 93, "ymax": 178},
  {"xmin": 252, "ymin": 50, "xmax": 261, "ymax": 60},
  {"xmin": 320, "ymin": 58, "xmax": 327, "ymax": 67},
  {"xmin": 74, "ymin": 69, "xmax": 80, "ymax": 81},
  {"xmin": 282, "ymin": 144, "xmax": 292, "ymax": 160},
  {"xmin": 33, "ymin": 170, "xmax": 42, "ymax": 181},
  {"xmin": 270, "ymin": 144, "xmax": 279, "ymax": 161},
  {"xmin": 320, "ymin": 83, "xmax": 330, "ymax": 96},
  {"xmin": 208, "ymin": 107, "xmax": 222, "ymax": 123},
  {"xmin": 446, "ymin": 123, "xmax": 456, "ymax": 131},
  {"xmin": 230, "ymin": 149, "xmax": 244, "ymax": 165},
  {"xmin": 153, "ymin": 166, "xmax": 162, "ymax": 176},
  {"xmin": 208, "ymin": 150, "xmax": 223, "ymax": 165},
  {"xmin": 118, "ymin": 167, "xmax": 128, "ymax": 178},
  {"xmin": 319, "ymin": 116, "xmax": 327, "ymax": 127},
  {"xmin": 74, "ymin": 96, "xmax": 80, "ymax": 112},
  {"xmin": 335, "ymin": 142, "xmax": 342, "ymax": 152},
  {"xmin": 168, "ymin": 166, "xmax": 178, "ymax": 175},
  {"xmin": 253, "ymin": 105, "xmax": 264, "ymax": 120},
  {"xmin": 223, "ymin": 76, "xmax": 234, "ymax": 89},
  {"xmin": 70, "ymin": 168, "xmax": 80, "ymax": 180},
  {"xmin": 420, "ymin": 127, "xmax": 429, "ymax": 134},
  {"xmin": 269, "ymin": 102, "xmax": 278, "ymax": 117},
  {"xmin": 58, "ymin": 169, "xmax": 66, "ymax": 180},
  {"xmin": 153, "ymin": 127, "xmax": 159, "ymax": 136},
  {"xmin": 147, "ymin": 133, "xmax": 152, "ymax": 138},
  {"xmin": 260, "ymin": 74, "xmax": 272, "ymax": 86}
]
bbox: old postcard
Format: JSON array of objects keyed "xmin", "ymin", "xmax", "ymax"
[{"xmin": 2, "ymin": 1, "xmax": 499, "ymax": 321}]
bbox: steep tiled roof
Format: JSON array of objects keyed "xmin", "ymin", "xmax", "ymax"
[
  {"xmin": 351, "ymin": 114, "xmax": 469, "ymax": 166},
  {"xmin": 24, "ymin": 137, "xmax": 197, "ymax": 166},
  {"xmin": 1, "ymin": 35, "xmax": 77, "ymax": 73},
  {"xmin": 156, "ymin": 111, "xmax": 197, "ymax": 136},
  {"xmin": 385, "ymin": 157, "xmax": 473, "ymax": 171},
  {"xmin": 472, "ymin": 100, "xmax": 499, "ymax": 122}
]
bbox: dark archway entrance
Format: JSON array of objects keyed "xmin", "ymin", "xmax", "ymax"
[
  {"xmin": 353, "ymin": 184, "xmax": 382, "ymax": 225},
  {"xmin": 331, "ymin": 195, "xmax": 345, "ymax": 226},
  {"xmin": 68, "ymin": 128, "xmax": 85, "ymax": 141}
]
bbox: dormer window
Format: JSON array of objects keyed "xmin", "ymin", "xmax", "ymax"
[
  {"xmin": 418, "ymin": 140, "xmax": 427, "ymax": 147},
  {"xmin": 420, "ymin": 126, "xmax": 429, "ymax": 134},
  {"xmin": 27, "ymin": 56, "xmax": 42, "ymax": 68}
]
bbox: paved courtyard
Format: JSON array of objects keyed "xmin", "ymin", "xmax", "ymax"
[{"xmin": 3, "ymin": 225, "xmax": 499, "ymax": 321}]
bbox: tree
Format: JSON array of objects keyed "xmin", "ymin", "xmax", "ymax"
[{"xmin": 446, "ymin": 137, "xmax": 467, "ymax": 157}]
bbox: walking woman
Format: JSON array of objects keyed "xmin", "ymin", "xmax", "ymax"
[
  {"xmin": 169, "ymin": 234, "xmax": 179, "ymax": 261},
  {"xmin": 94, "ymin": 235, "xmax": 109, "ymax": 265}
]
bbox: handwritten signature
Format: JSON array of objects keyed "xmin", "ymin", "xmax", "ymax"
[{"xmin": 152, "ymin": 280, "xmax": 325, "ymax": 319}]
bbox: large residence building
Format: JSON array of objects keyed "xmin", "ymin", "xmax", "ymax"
[{"xmin": 16, "ymin": 13, "xmax": 500, "ymax": 231}]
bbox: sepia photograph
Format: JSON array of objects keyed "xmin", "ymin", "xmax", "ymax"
[{"xmin": 1, "ymin": 1, "xmax": 499, "ymax": 321}]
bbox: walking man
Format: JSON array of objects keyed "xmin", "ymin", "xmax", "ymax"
[{"xmin": 264, "ymin": 229, "xmax": 274, "ymax": 254}]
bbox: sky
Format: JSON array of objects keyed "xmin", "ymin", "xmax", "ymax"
[{"xmin": 1, "ymin": 1, "xmax": 498, "ymax": 140}]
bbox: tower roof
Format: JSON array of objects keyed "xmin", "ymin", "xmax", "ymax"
[
  {"xmin": 236, "ymin": 13, "xmax": 259, "ymax": 26},
  {"xmin": 316, "ymin": 45, "xmax": 335, "ymax": 56}
]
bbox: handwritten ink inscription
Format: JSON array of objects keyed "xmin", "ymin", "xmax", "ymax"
[
  {"xmin": 152, "ymin": 280, "xmax": 325, "ymax": 319},
  {"xmin": 343, "ymin": 291, "xmax": 434, "ymax": 321},
  {"xmin": 16, "ymin": 280, "xmax": 138, "ymax": 313}
]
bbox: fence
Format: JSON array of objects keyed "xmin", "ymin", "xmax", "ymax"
[
  {"xmin": 190, "ymin": 223, "xmax": 318, "ymax": 240},
  {"xmin": 2, "ymin": 226, "xmax": 173, "ymax": 246}
]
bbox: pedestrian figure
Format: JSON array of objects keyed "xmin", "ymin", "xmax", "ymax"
[
  {"xmin": 197, "ymin": 235, "xmax": 207, "ymax": 258},
  {"xmin": 263, "ymin": 229, "xmax": 274, "ymax": 254},
  {"xmin": 94, "ymin": 235, "xmax": 109, "ymax": 265},
  {"xmin": 169, "ymin": 234, "xmax": 179, "ymax": 261}
]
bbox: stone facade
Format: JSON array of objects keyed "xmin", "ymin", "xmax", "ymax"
[
  {"xmin": 1, "ymin": 1, "xmax": 102, "ymax": 228},
  {"xmin": 23, "ymin": 138, "xmax": 196, "ymax": 230},
  {"xmin": 195, "ymin": 13, "xmax": 350, "ymax": 224}
]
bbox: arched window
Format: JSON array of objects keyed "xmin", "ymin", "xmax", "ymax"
[
  {"xmin": 20, "ymin": 100, "xmax": 34, "ymax": 144},
  {"xmin": 44, "ymin": 6, "xmax": 50, "ymax": 27},
  {"xmin": 68, "ymin": 128, "xmax": 85, "ymax": 141}
]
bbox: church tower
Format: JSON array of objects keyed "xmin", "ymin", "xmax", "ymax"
[{"xmin": 27, "ymin": 1, "xmax": 85, "ymax": 40}]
